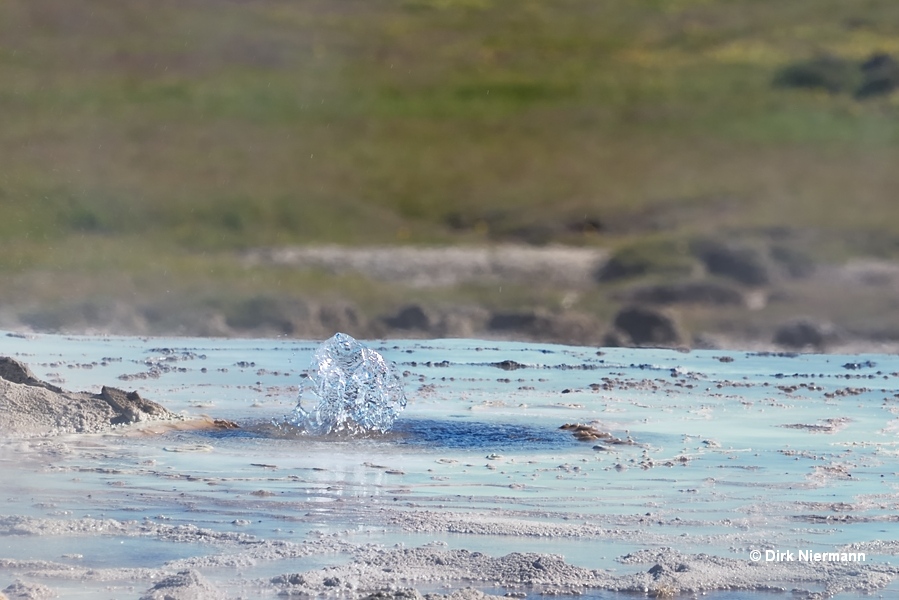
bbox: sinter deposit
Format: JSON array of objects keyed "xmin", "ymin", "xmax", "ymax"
[
  {"xmin": 0, "ymin": 356, "xmax": 176, "ymax": 437},
  {"xmin": 2, "ymin": 335, "xmax": 899, "ymax": 599}
]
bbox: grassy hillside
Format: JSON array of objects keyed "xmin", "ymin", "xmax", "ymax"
[{"xmin": 2, "ymin": 0, "xmax": 899, "ymax": 341}]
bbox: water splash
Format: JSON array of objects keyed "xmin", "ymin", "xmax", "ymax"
[{"xmin": 289, "ymin": 333, "xmax": 406, "ymax": 435}]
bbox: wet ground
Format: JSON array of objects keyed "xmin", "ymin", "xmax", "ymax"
[{"xmin": 1, "ymin": 333, "xmax": 898, "ymax": 599}]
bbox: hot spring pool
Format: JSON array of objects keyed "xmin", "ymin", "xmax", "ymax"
[{"xmin": 1, "ymin": 332, "xmax": 898, "ymax": 599}]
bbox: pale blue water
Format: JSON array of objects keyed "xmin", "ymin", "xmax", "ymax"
[{"xmin": 1, "ymin": 332, "xmax": 898, "ymax": 599}]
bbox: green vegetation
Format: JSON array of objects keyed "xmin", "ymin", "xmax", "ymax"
[{"xmin": 2, "ymin": 0, "xmax": 899, "ymax": 338}]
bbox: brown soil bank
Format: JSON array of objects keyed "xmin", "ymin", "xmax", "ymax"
[{"xmin": 4, "ymin": 242, "xmax": 899, "ymax": 352}]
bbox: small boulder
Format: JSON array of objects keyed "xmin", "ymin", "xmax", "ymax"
[
  {"xmin": 773, "ymin": 318, "xmax": 832, "ymax": 350},
  {"xmin": 611, "ymin": 306, "xmax": 683, "ymax": 347},
  {"xmin": 770, "ymin": 243, "xmax": 816, "ymax": 278},
  {"xmin": 856, "ymin": 52, "xmax": 899, "ymax": 98},
  {"xmin": 597, "ymin": 240, "xmax": 696, "ymax": 282},
  {"xmin": 382, "ymin": 305, "xmax": 433, "ymax": 331},
  {"xmin": 623, "ymin": 280, "xmax": 746, "ymax": 306},
  {"xmin": 140, "ymin": 570, "xmax": 224, "ymax": 600},
  {"xmin": 692, "ymin": 239, "xmax": 773, "ymax": 286},
  {"xmin": 773, "ymin": 54, "xmax": 860, "ymax": 93}
]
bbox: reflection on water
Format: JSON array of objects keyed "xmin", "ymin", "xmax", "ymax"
[
  {"xmin": 391, "ymin": 417, "xmax": 572, "ymax": 450},
  {"xmin": 0, "ymin": 536, "xmax": 212, "ymax": 569},
  {"xmin": 202, "ymin": 417, "xmax": 573, "ymax": 451}
]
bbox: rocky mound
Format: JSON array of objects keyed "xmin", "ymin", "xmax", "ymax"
[
  {"xmin": 140, "ymin": 570, "xmax": 224, "ymax": 600},
  {"xmin": 0, "ymin": 357, "xmax": 176, "ymax": 437}
]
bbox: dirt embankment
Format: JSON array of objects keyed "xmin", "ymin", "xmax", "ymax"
[{"xmin": 5, "ymin": 242, "xmax": 899, "ymax": 352}]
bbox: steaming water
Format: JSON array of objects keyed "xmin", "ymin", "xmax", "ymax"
[{"xmin": 1, "ymin": 332, "xmax": 898, "ymax": 599}]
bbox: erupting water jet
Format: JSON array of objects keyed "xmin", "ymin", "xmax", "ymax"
[{"xmin": 288, "ymin": 333, "xmax": 407, "ymax": 435}]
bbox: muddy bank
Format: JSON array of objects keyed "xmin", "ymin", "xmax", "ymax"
[{"xmin": 0, "ymin": 357, "xmax": 176, "ymax": 437}]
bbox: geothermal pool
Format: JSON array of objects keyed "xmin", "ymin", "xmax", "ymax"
[{"xmin": 1, "ymin": 332, "xmax": 898, "ymax": 599}]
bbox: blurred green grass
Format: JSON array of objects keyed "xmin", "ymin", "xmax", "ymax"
[{"xmin": 2, "ymin": 0, "xmax": 899, "ymax": 318}]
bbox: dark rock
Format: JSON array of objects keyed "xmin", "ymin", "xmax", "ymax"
[
  {"xmin": 488, "ymin": 312, "xmax": 539, "ymax": 331},
  {"xmin": 490, "ymin": 360, "xmax": 527, "ymax": 371},
  {"xmin": 623, "ymin": 280, "xmax": 746, "ymax": 306},
  {"xmin": 692, "ymin": 239, "xmax": 772, "ymax": 286},
  {"xmin": 612, "ymin": 306, "xmax": 682, "ymax": 347},
  {"xmin": 597, "ymin": 240, "xmax": 696, "ymax": 282},
  {"xmin": 774, "ymin": 52, "xmax": 899, "ymax": 99},
  {"xmin": 382, "ymin": 305, "xmax": 432, "ymax": 330},
  {"xmin": 773, "ymin": 318, "xmax": 831, "ymax": 350},
  {"xmin": 773, "ymin": 54, "xmax": 860, "ymax": 93},
  {"xmin": 770, "ymin": 244, "xmax": 816, "ymax": 278},
  {"xmin": 648, "ymin": 563, "xmax": 667, "ymax": 579},
  {"xmin": 856, "ymin": 52, "xmax": 899, "ymax": 98}
]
